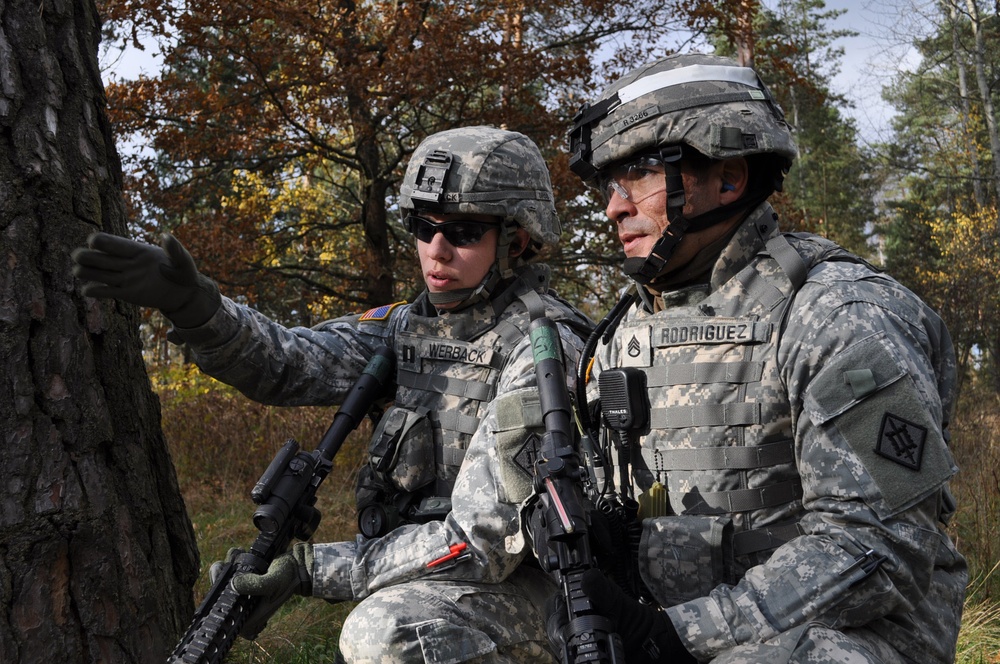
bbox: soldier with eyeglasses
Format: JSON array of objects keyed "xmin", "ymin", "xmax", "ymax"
[
  {"xmin": 537, "ymin": 53, "xmax": 967, "ymax": 664},
  {"xmin": 72, "ymin": 125, "xmax": 592, "ymax": 663}
]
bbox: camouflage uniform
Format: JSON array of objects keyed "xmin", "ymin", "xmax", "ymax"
[
  {"xmin": 174, "ymin": 270, "xmax": 587, "ymax": 662},
  {"xmin": 172, "ymin": 126, "xmax": 593, "ymax": 663},
  {"xmin": 587, "ymin": 203, "xmax": 966, "ymax": 663},
  {"xmin": 567, "ymin": 54, "xmax": 967, "ymax": 664}
]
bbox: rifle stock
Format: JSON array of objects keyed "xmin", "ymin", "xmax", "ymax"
[
  {"xmin": 528, "ymin": 318, "xmax": 624, "ymax": 664},
  {"xmin": 167, "ymin": 347, "xmax": 394, "ymax": 664}
]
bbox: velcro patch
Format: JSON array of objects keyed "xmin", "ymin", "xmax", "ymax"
[
  {"xmin": 653, "ymin": 319, "xmax": 770, "ymax": 347},
  {"xmin": 803, "ymin": 332, "xmax": 955, "ymax": 516},
  {"xmin": 876, "ymin": 412, "xmax": 927, "ymax": 471},
  {"xmin": 495, "ymin": 388, "xmax": 544, "ymax": 503}
]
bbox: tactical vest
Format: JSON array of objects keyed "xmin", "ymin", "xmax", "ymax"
[
  {"xmin": 358, "ymin": 266, "xmax": 590, "ymax": 537},
  {"xmin": 605, "ymin": 230, "xmax": 867, "ymax": 602}
]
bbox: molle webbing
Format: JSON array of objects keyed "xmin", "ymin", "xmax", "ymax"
[
  {"xmin": 388, "ymin": 282, "xmax": 562, "ymax": 500},
  {"xmin": 436, "ymin": 443, "xmax": 469, "ymax": 469},
  {"xmin": 656, "ymin": 439, "xmax": 794, "ymax": 470},
  {"xmin": 689, "ymin": 480, "xmax": 803, "ymax": 514},
  {"xmin": 645, "ymin": 361, "xmax": 764, "ymax": 386},
  {"xmin": 650, "ymin": 402, "xmax": 761, "ymax": 429},
  {"xmin": 491, "ymin": 316, "xmax": 533, "ymax": 347},
  {"xmin": 726, "ymin": 233, "xmax": 808, "ymax": 311},
  {"xmin": 431, "ymin": 410, "xmax": 482, "ymax": 437},
  {"xmin": 734, "ymin": 265, "xmax": 785, "ymax": 310},
  {"xmin": 397, "ymin": 370, "xmax": 496, "ymax": 402},
  {"xmin": 765, "ymin": 233, "xmax": 808, "ymax": 289},
  {"xmin": 731, "ymin": 522, "xmax": 802, "ymax": 556}
]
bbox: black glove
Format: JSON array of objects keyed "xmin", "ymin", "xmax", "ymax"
[
  {"xmin": 544, "ymin": 591, "xmax": 570, "ymax": 657},
  {"xmin": 526, "ymin": 495, "xmax": 552, "ymax": 567},
  {"xmin": 209, "ymin": 544, "xmax": 314, "ymax": 639},
  {"xmin": 71, "ymin": 232, "xmax": 221, "ymax": 328},
  {"xmin": 580, "ymin": 567, "xmax": 697, "ymax": 664}
]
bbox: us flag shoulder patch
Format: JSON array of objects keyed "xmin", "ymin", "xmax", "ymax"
[{"xmin": 359, "ymin": 301, "xmax": 406, "ymax": 322}]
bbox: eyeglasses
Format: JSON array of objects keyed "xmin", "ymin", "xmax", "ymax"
[
  {"xmin": 595, "ymin": 155, "xmax": 667, "ymax": 204},
  {"xmin": 404, "ymin": 215, "xmax": 499, "ymax": 247}
]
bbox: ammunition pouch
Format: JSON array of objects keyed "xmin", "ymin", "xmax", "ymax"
[
  {"xmin": 356, "ymin": 405, "xmax": 449, "ymax": 539},
  {"xmin": 638, "ymin": 515, "xmax": 734, "ymax": 607},
  {"xmin": 368, "ymin": 405, "xmax": 436, "ymax": 492},
  {"xmin": 356, "ymin": 486, "xmax": 452, "ymax": 539}
]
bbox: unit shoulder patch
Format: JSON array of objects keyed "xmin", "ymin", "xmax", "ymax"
[
  {"xmin": 514, "ymin": 432, "xmax": 542, "ymax": 479},
  {"xmin": 876, "ymin": 412, "xmax": 927, "ymax": 471}
]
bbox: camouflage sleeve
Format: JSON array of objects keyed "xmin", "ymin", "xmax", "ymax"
[
  {"xmin": 665, "ymin": 265, "xmax": 961, "ymax": 659},
  {"xmin": 168, "ymin": 296, "xmax": 405, "ymax": 406},
  {"xmin": 310, "ymin": 320, "xmax": 585, "ymax": 601}
]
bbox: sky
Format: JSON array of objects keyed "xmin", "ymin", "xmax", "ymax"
[
  {"xmin": 823, "ymin": 0, "xmax": 933, "ymax": 144},
  {"xmin": 99, "ymin": 0, "xmax": 932, "ymax": 146}
]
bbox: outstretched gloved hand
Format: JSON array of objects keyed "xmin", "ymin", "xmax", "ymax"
[
  {"xmin": 209, "ymin": 543, "xmax": 314, "ymax": 639},
  {"xmin": 71, "ymin": 232, "xmax": 221, "ymax": 328},
  {"xmin": 548, "ymin": 567, "xmax": 698, "ymax": 664}
]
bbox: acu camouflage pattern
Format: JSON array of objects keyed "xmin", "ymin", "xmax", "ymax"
[
  {"xmin": 173, "ymin": 262, "xmax": 590, "ymax": 663},
  {"xmin": 338, "ymin": 565, "xmax": 558, "ymax": 663},
  {"xmin": 588, "ymin": 203, "xmax": 967, "ymax": 663},
  {"xmin": 576, "ymin": 53, "xmax": 796, "ymax": 178},
  {"xmin": 373, "ymin": 264, "xmax": 591, "ymax": 497},
  {"xmin": 399, "ymin": 126, "xmax": 560, "ymax": 253}
]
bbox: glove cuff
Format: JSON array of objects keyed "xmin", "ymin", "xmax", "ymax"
[
  {"xmin": 162, "ymin": 273, "xmax": 221, "ymax": 328},
  {"xmin": 292, "ymin": 542, "xmax": 314, "ymax": 596}
]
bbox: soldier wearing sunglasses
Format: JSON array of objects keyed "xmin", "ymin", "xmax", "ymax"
[{"xmin": 73, "ymin": 125, "xmax": 591, "ymax": 663}]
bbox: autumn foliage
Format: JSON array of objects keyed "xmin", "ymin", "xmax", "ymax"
[{"xmin": 100, "ymin": 0, "xmax": 692, "ymax": 323}]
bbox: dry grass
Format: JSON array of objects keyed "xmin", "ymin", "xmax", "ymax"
[
  {"xmin": 157, "ymin": 369, "xmax": 370, "ymax": 661},
  {"xmin": 155, "ymin": 365, "xmax": 1000, "ymax": 662},
  {"xmin": 950, "ymin": 380, "xmax": 1000, "ymax": 663},
  {"xmin": 950, "ymin": 380, "xmax": 1000, "ymax": 600},
  {"xmin": 957, "ymin": 562, "xmax": 1000, "ymax": 664}
]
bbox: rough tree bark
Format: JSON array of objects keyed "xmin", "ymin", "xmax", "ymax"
[{"xmin": 0, "ymin": 0, "xmax": 199, "ymax": 662}]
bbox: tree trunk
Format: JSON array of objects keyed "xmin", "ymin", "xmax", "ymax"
[
  {"xmin": 0, "ymin": 1, "xmax": 199, "ymax": 662},
  {"xmin": 964, "ymin": 0, "xmax": 1000, "ymax": 204},
  {"xmin": 735, "ymin": 0, "xmax": 758, "ymax": 66},
  {"xmin": 949, "ymin": 0, "xmax": 986, "ymax": 208}
]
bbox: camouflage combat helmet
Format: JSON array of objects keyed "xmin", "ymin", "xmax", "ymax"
[
  {"xmin": 568, "ymin": 53, "xmax": 797, "ymax": 285},
  {"xmin": 569, "ymin": 52, "xmax": 796, "ymax": 181},
  {"xmin": 400, "ymin": 126, "xmax": 560, "ymax": 308}
]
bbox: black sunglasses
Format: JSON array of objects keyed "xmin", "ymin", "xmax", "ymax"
[{"xmin": 404, "ymin": 215, "xmax": 499, "ymax": 247}]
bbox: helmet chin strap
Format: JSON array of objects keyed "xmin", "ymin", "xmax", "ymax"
[
  {"xmin": 623, "ymin": 147, "xmax": 768, "ymax": 286},
  {"xmin": 623, "ymin": 146, "xmax": 687, "ymax": 285},
  {"xmin": 427, "ymin": 219, "xmax": 519, "ymax": 311}
]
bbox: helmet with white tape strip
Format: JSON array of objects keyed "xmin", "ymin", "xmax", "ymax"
[{"xmin": 569, "ymin": 53, "xmax": 796, "ymax": 186}]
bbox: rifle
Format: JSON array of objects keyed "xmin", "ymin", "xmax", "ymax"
[
  {"xmin": 527, "ymin": 317, "xmax": 624, "ymax": 664},
  {"xmin": 167, "ymin": 347, "xmax": 395, "ymax": 664}
]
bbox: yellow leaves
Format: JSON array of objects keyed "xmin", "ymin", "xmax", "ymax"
[
  {"xmin": 220, "ymin": 169, "xmax": 276, "ymax": 221},
  {"xmin": 916, "ymin": 206, "xmax": 1000, "ymax": 339},
  {"xmin": 927, "ymin": 207, "xmax": 999, "ymax": 277},
  {"xmin": 149, "ymin": 361, "xmax": 234, "ymax": 401}
]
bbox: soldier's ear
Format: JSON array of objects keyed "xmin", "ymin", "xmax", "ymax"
[
  {"xmin": 719, "ymin": 157, "xmax": 749, "ymax": 202},
  {"xmin": 508, "ymin": 228, "xmax": 530, "ymax": 258}
]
